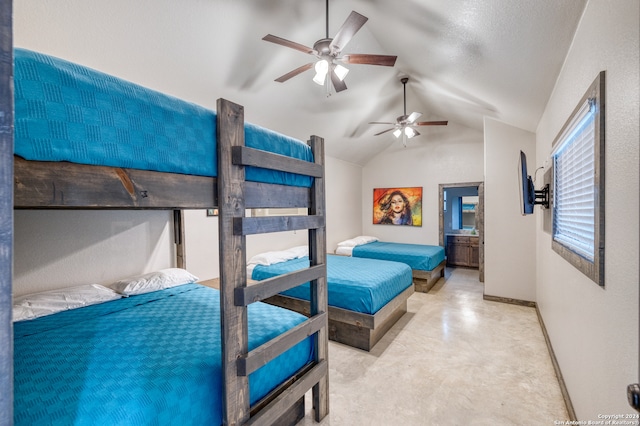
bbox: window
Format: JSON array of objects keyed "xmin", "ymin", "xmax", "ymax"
[{"xmin": 551, "ymin": 71, "xmax": 605, "ymax": 286}]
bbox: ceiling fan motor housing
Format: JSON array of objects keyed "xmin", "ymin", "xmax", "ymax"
[{"xmin": 313, "ymin": 38, "xmax": 334, "ymax": 57}]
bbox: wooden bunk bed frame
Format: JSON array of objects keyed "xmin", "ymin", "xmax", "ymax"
[
  {"xmin": 4, "ymin": 36, "xmax": 330, "ymax": 424},
  {"xmin": 0, "ymin": 1, "xmax": 13, "ymax": 423}
]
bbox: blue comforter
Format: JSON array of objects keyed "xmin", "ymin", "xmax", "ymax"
[
  {"xmin": 14, "ymin": 284, "xmax": 313, "ymax": 425},
  {"xmin": 14, "ymin": 48, "xmax": 312, "ymax": 187},
  {"xmin": 352, "ymin": 241, "xmax": 445, "ymax": 271},
  {"xmin": 252, "ymin": 255, "xmax": 412, "ymax": 315}
]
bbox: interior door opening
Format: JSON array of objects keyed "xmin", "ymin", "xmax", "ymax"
[{"xmin": 439, "ymin": 182, "xmax": 484, "ymax": 282}]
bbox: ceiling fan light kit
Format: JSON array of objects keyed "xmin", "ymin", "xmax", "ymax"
[
  {"xmin": 312, "ymin": 60, "xmax": 348, "ymax": 87},
  {"xmin": 333, "ymin": 64, "xmax": 349, "ymax": 81},
  {"xmin": 313, "ymin": 60, "xmax": 329, "ymax": 85},
  {"xmin": 262, "ymin": 0, "xmax": 397, "ymax": 95},
  {"xmin": 404, "ymin": 127, "xmax": 417, "ymax": 138}
]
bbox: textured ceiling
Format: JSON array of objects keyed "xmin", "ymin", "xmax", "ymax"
[{"xmin": 15, "ymin": 0, "xmax": 587, "ymax": 165}]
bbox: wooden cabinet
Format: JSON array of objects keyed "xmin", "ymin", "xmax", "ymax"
[
  {"xmin": 446, "ymin": 235, "xmax": 479, "ymax": 268},
  {"xmin": 469, "ymin": 241, "xmax": 480, "ymax": 268}
]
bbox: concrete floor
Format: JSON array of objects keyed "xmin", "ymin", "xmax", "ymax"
[{"xmin": 301, "ymin": 267, "xmax": 568, "ymax": 425}]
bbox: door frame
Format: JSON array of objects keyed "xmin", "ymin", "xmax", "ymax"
[{"xmin": 438, "ymin": 181, "xmax": 484, "ymax": 282}]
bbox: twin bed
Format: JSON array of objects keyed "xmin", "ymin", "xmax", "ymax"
[
  {"xmin": 14, "ymin": 282, "xmax": 314, "ymax": 425},
  {"xmin": 11, "ymin": 48, "xmax": 329, "ymax": 425},
  {"xmin": 248, "ymin": 249, "xmax": 414, "ymax": 351},
  {"xmin": 248, "ymin": 235, "xmax": 446, "ymax": 351},
  {"xmin": 335, "ymin": 236, "xmax": 446, "ymax": 293}
]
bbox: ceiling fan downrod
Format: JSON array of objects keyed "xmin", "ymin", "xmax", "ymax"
[
  {"xmin": 401, "ymin": 77, "xmax": 409, "ymax": 117},
  {"xmin": 325, "ymin": 0, "xmax": 329, "ymax": 39}
]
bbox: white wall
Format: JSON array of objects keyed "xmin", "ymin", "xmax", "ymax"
[
  {"xmin": 535, "ymin": 0, "xmax": 639, "ymax": 418},
  {"xmin": 483, "ymin": 118, "xmax": 537, "ymax": 302},
  {"xmin": 361, "ymin": 124, "xmax": 484, "ymax": 245},
  {"xmin": 13, "ymin": 210, "xmax": 174, "ymax": 296},
  {"xmin": 325, "ymin": 157, "xmax": 363, "ymax": 250}
]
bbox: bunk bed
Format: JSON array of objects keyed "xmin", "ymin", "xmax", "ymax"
[
  {"xmin": 11, "ymin": 48, "xmax": 329, "ymax": 425},
  {"xmin": 247, "ymin": 249, "xmax": 414, "ymax": 351},
  {"xmin": 335, "ymin": 237, "xmax": 446, "ymax": 293}
]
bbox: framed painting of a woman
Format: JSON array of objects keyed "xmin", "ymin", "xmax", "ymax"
[{"xmin": 373, "ymin": 187, "xmax": 422, "ymax": 226}]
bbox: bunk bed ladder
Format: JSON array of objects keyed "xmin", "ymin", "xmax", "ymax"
[{"xmin": 217, "ymin": 99, "xmax": 329, "ymax": 426}]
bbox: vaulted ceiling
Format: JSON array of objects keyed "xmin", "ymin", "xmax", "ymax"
[{"xmin": 15, "ymin": 0, "xmax": 587, "ymax": 165}]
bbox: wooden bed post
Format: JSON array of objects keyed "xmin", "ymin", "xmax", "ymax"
[
  {"xmin": 173, "ymin": 210, "xmax": 186, "ymax": 269},
  {"xmin": 0, "ymin": 0, "xmax": 13, "ymax": 423},
  {"xmin": 308, "ymin": 135, "xmax": 329, "ymax": 421},
  {"xmin": 217, "ymin": 99, "xmax": 250, "ymax": 425}
]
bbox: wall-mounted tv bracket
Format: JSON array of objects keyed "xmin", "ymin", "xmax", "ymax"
[{"xmin": 534, "ymin": 184, "xmax": 550, "ymax": 209}]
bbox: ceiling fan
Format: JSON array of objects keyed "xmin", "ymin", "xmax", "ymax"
[
  {"xmin": 262, "ymin": 0, "xmax": 397, "ymax": 94},
  {"xmin": 369, "ymin": 77, "xmax": 448, "ymax": 146}
]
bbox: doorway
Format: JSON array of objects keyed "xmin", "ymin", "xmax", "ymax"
[{"xmin": 439, "ymin": 182, "xmax": 484, "ymax": 282}]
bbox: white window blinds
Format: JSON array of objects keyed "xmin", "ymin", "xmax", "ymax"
[{"xmin": 552, "ymin": 99, "xmax": 596, "ymax": 261}]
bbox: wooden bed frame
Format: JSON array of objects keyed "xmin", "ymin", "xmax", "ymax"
[
  {"xmin": 264, "ymin": 285, "xmax": 414, "ymax": 352},
  {"xmin": 0, "ymin": 3, "xmax": 12, "ymax": 423},
  {"xmin": 6, "ymin": 52, "xmax": 330, "ymax": 425},
  {"xmin": 412, "ymin": 260, "xmax": 446, "ymax": 293},
  {"xmin": 335, "ymin": 244, "xmax": 446, "ymax": 294}
]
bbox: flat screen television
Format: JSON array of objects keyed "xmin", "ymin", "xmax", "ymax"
[{"xmin": 518, "ymin": 150, "xmax": 535, "ymax": 215}]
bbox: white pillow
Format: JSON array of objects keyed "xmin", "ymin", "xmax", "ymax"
[
  {"xmin": 247, "ymin": 246, "xmax": 309, "ymax": 276},
  {"xmin": 13, "ymin": 284, "xmax": 122, "ymax": 321},
  {"xmin": 356, "ymin": 236, "xmax": 378, "ymax": 245},
  {"xmin": 247, "ymin": 250, "xmax": 298, "ymax": 267},
  {"xmin": 336, "ymin": 238, "xmax": 357, "ymax": 247},
  {"xmin": 109, "ymin": 268, "xmax": 199, "ymax": 296},
  {"xmin": 285, "ymin": 245, "xmax": 309, "ymax": 259},
  {"xmin": 334, "ymin": 246, "xmax": 354, "ymax": 256},
  {"xmin": 337, "ymin": 236, "xmax": 379, "ymax": 248}
]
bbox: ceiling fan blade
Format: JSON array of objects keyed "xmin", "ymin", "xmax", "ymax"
[
  {"xmin": 274, "ymin": 63, "xmax": 314, "ymax": 83},
  {"xmin": 368, "ymin": 121, "xmax": 396, "ymax": 125},
  {"xmin": 341, "ymin": 54, "xmax": 397, "ymax": 67},
  {"xmin": 415, "ymin": 120, "xmax": 449, "ymax": 126},
  {"xmin": 262, "ymin": 34, "xmax": 315, "ymax": 55},
  {"xmin": 374, "ymin": 127, "xmax": 396, "ymax": 136},
  {"xmin": 407, "ymin": 112, "xmax": 422, "ymax": 123},
  {"xmin": 330, "ymin": 68, "xmax": 348, "ymax": 92},
  {"xmin": 329, "ymin": 11, "xmax": 368, "ymax": 53}
]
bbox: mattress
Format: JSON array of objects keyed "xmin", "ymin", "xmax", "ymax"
[
  {"xmin": 352, "ymin": 241, "xmax": 445, "ymax": 271},
  {"xmin": 251, "ymin": 255, "xmax": 413, "ymax": 315},
  {"xmin": 14, "ymin": 284, "xmax": 314, "ymax": 425},
  {"xmin": 14, "ymin": 48, "xmax": 312, "ymax": 187}
]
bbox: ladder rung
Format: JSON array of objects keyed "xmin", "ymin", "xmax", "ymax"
[
  {"xmin": 235, "ymin": 265, "xmax": 325, "ymax": 306},
  {"xmin": 232, "ymin": 146, "xmax": 323, "ymax": 178},
  {"xmin": 237, "ymin": 312, "xmax": 327, "ymax": 377},
  {"xmin": 245, "ymin": 360, "xmax": 328, "ymax": 426},
  {"xmin": 234, "ymin": 215, "xmax": 324, "ymax": 235}
]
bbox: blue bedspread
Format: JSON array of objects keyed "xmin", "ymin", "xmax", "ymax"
[
  {"xmin": 352, "ymin": 241, "xmax": 445, "ymax": 271},
  {"xmin": 252, "ymin": 255, "xmax": 412, "ymax": 315},
  {"xmin": 14, "ymin": 284, "xmax": 314, "ymax": 425},
  {"xmin": 14, "ymin": 48, "xmax": 312, "ymax": 187}
]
